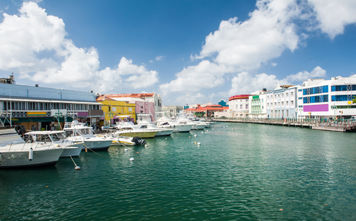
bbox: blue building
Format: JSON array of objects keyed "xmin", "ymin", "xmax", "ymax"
[
  {"xmin": 218, "ymin": 100, "xmax": 229, "ymax": 107},
  {"xmin": 0, "ymin": 78, "xmax": 102, "ymax": 130}
]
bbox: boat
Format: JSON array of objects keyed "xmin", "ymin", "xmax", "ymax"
[
  {"xmin": 64, "ymin": 121, "xmax": 113, "ymax": 151},
  {"xmin": 115, "ymin": 122, "xmax": 157, "ymax": 138},
  {"xmin": 157, "ymin": 116, "xmax": 193, "ymax": 133},
  {"xmin": 24, "ymin": 131, "xmax": 82, "ymax": 157},
  {"xmin": 0, "ymin": 129, "xmax": 63, "ymax": 168},
  {"xmin": 136, "ymin": 114, "xmax": 173, "ymax": 137}
]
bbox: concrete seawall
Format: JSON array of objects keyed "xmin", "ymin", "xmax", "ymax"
[{"xmin": 213, "ymin": 118, "xmax": 356, "ymax": 132}]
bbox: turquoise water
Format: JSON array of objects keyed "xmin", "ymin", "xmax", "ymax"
[{"xmin": 1, "ymin": 122, "xmax": 356, "ymax": 220}]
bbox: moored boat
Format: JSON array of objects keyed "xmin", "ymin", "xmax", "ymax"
[{"xmin": 0, "ymin": 129, "xmax": 63, "ymax": 168}]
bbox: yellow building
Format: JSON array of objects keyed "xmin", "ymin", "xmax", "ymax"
[{"xmin": 98, "ymin": 99, "xmax": 136, "ymax": 125}]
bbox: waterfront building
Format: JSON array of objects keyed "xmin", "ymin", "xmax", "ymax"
[
  {"xmin": 162, "ymin": 105, "xmax": 183, "ymax": 118},
  {"xmin": 248, "ymin": 90, "xmax": 267, "ymax": 119},
  {"xmin": 297, "ymin": 75, "xmax": 356, "ymax": 119},
  {"xmin": 185, "ymin": 104, "xmax": 227, "ymax": 118},
  {"xmin": 228, "ymin": 94, "xmax": 250, "ymax": 118},
  {"xmin": 266, "ymin": 85, "xmax": 298, "ymax": 119},
  {"xmin": 96, "ymin": 97, "xmax": 136, "ymax": 125},
  {"xmin": 0, "ymin": 78, "xmax": 102, "ymax": 130},
  {"xmin": 97, "ymin": 93, "xmax": 161, "ymax": 122}
]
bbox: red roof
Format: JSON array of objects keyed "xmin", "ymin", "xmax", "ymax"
[
  {"xmin": 229, "ymin": 94, "xmax": 250, "ymax": 101},
  {"xmin": 97, "ymin": 93, "xmax": 155, "ymax": 101},
  {"xmin": 185, "ymin": 104, "xmax": 226, "ymax": 112}
]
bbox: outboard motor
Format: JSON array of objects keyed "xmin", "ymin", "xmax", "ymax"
[{"xmin": 132, "ymin": 137, "xmax": 146, "ymax": 146}]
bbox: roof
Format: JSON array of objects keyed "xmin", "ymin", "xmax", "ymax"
[
  {"xmin": 229, "ymin": 94, "xmax": 250, "ymax": 101},
  {"xmin": 97, "ymin": 93, "xmax": 155, "ymax": 101},
  {"xmin": 185, "ymin": 104, "xmax": 227, "ymax": 112}
]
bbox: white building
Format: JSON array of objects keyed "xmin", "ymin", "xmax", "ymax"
[
  {"xmin": 266, "ymin": 85, "xmax": 298, "ymax": 119},
  {"xmin": 248, "ymin": 90, "xmax": 267, "ymax": 119},
  {"xmin": 228, "ymin": 94, "xmax": 250, "ymax": 118},
  {"xmin": 297, "ymin": 76, "xmax": 356, "ymax": 119}
]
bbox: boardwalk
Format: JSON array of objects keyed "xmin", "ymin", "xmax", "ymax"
[{"xmin": 213, "ymin": 118, "xmax": 356, "ymax": 132}]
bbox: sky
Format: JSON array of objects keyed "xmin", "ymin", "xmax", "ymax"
[{"xmin": 0, "ymin": 0, "xmax": 356, "ymax": 105}]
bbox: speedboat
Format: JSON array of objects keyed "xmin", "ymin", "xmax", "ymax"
[
  {"xmin": 137, "ymin": 122, "xmax": 173, "ymax": 137},
  {"xmin": 0, "ymin": 129, "xmax": 63, "ymax": 168},
  {"xmin": 115, "ymin": 122, "xmax": 157, "ymax": 138},
  {"xmin": 64, "ymin": 121, "xmax": 113, "ymax": 151},
  {"xmin": 157, "ymin": 116, "xmax": 194, "ymax": 133},
  {"xmin": 25, "ymin": 131, "xmax": 82, "ymax": 157},
  {"xmin": 136, "ymin": 113, "xmax": 173, "ymax": 137}
]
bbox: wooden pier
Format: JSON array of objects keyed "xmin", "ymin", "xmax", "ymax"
[{"xmin": 213, "ymin": 118, "xmax": 356, "ymax": 132}]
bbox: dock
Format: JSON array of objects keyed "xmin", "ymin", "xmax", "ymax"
[{"xmin": 213, "ymin": 118, "xmax": 356, "ymax": 132}]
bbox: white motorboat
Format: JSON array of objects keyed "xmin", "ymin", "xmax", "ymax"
[
  {"xmin": 136, "ymin": 113, "xmax": 173, "ymax": 137},
  {"xmin": 156, "ymin": 117, "xmax": 193, "ymax": 133},
  {"xmin": 115, "ymin": 122, "xmax": 157, "ymax": 138},
  {"xmin": 0, "ymin": 129, "xmax": 63, "ymax": 168},
  {"xmin": 25, "ymin": 131, "xmax": 82, "ymax": 157},
  {"xmin": 64, "ymin": 121, "xmax": 113, "ymax": 151}
]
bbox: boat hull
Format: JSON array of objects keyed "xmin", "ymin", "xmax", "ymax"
[
  {"xmin": 83, "ymin": 140, "xmax": 113, "ymax": 151},
  {"xmin": 0, "ymin": 148, "xmax": 63, "ymax": 168},
  {"xmin": 155, "ymin": 129, "xmax": 173, "ymax": 137},
  {"xmin": 172, "ymin": 124, "xmax": 192, "ymax": 133},
  {"xmin": 60, "ymin": 145, "xmax": 82, "ymax": 157},
  {"xmin": 118, "ymin": 131, "xmax": 157, "ymax": 138}
]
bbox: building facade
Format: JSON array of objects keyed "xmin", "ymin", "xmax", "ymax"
[
  {"xmin": 266, "ymin": 85, "xmax": 298, "ymax": 119},
  {"xmin": 162, "ymin": 105, "xmax": 183, "ymax": 118},
  {"xmin": 0, "ymin": 82, "xmax": 101, "ymax": 130},
  {"xmin": 248, "ymin": 91, "xmax": 267, "ymax": 119},
  {"xmin": 297, "ymin": 76, "xmax": 356, "ymax": 119},
  {"xmin": 228, "ymin": 94, "xmax": 250, "ymax": 118},
  {"xmin": 97, "ymin": 93, "xmax": 161, "ymax": 122},
  {"xmin": 97, "ymin": 99, "xmax": 136, "ymax": 125}
]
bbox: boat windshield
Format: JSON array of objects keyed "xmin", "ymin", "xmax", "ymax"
[{"xmin": 50, "ymin": 133, "xmax": 66, "ymax": 141}]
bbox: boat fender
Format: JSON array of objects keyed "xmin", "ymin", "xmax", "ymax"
[{"xmin": 29, "ymin": 148, "xmax": 33, "ymax": 161}]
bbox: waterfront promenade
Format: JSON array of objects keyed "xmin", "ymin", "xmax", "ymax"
[{"xmin": 214, "ymin": 118, "xmax": 356, "ymax": 132}]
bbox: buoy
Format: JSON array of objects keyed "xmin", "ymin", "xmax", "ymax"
[
  {"xmin": 194, "ymin": 134, "xmax": 197, "ymax": 137},
  {"xmin": 279, "ymin": 208, "xmax": 283, "ymax": 211},
  {"xmin": 75, "ymin": 166, "xmax": 81, "ymax": 170},
  {"xmin": 129, "ymin": 157, "xmax": 134, "ymax": 161},
  {"xmin": 124, "ymin": 148, "xmax": 128, "ymax": 152},
  {"xmin": 197, "ymin": 142, "xmax": 201, "ymax": 146},
  {"xmin": 28, "ymin": 148, "xmax": 33, "ymax": 161}
]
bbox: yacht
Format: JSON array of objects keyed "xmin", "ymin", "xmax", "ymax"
[
  {"xmin": 136, "ymin": 114, "xmax": 173, "ymax": 137},
  {"xmin": 25, "ymin": 131, "xmax": 82, "ymax": 157},
  {"xmin": 0, "ymin": 129, "xmax": 63, "ymax": 168},
  {"xmin": 64, "ymin": 121, "xmax": 113, "ymax": 151},
  {"xmin": 156, "ymin": 116, "xmax": 193, "ymax": 133},
  {"xmin": 115, "ymin": 122, "xmax": 157, "ymax": 138}
]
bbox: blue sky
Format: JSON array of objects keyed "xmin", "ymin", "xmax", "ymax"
[{"xmin": 0, "ymin": 0, "xmax": 356, "ymax": 105}]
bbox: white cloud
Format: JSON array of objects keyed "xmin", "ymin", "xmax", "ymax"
[
  {"xmin": 155, "ymin": 56, "xmax": 164, "ymax": 61},
  {"xmin": 308, "ymin": 0, "xmax": 356, "ymax": 39},
  {"xmin": 284, "ymin": 65, "xmax": 326, "ymax": 83},
  {"xmin": 229, "ymin": 72, "xmax": 282, "ymax": 95},
  {"xmin": 197, "ymin": 0, "xmax": 299, "ymax": 70},
  {"xmin": 229, "ymin": 66, "xmax": 327, "ymax": 96},
  {"xmin": 0, "ymin": 2, "xmax": 158, "ymax": 92},
  {"xmin": 160, "ymin": 60, "xmax": 231, "ymax": 94},
  {"xmin": 160, "ymin": 0, "xmax": 301, "ymax": 104}
]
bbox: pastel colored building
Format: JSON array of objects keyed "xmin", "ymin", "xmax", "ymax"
[
  {"xmin": 297, "ymin": 76, "xmax": 356, "ymax": 119},
  {"xmin": 97, "ymin": 93, "xmax": 161, "ymax": 122},
  {"xmin": 228, "ymin": 94, "xmax": 250, "ymax": 118},
  {"xmin": 96, "ymin": 98, "xmax": 136, "ymax": 125},
  {"xmin": 266, "ymin": 85, "xmax": 298, "ymax": 119},
  {"xmin": 249, "ymin": 91, "xmax": 267, "ymax": 119}
]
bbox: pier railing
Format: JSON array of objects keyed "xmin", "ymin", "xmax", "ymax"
[{"xmin": 213, "ymin": 117, "xmax": 356, "ymax": 132}]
